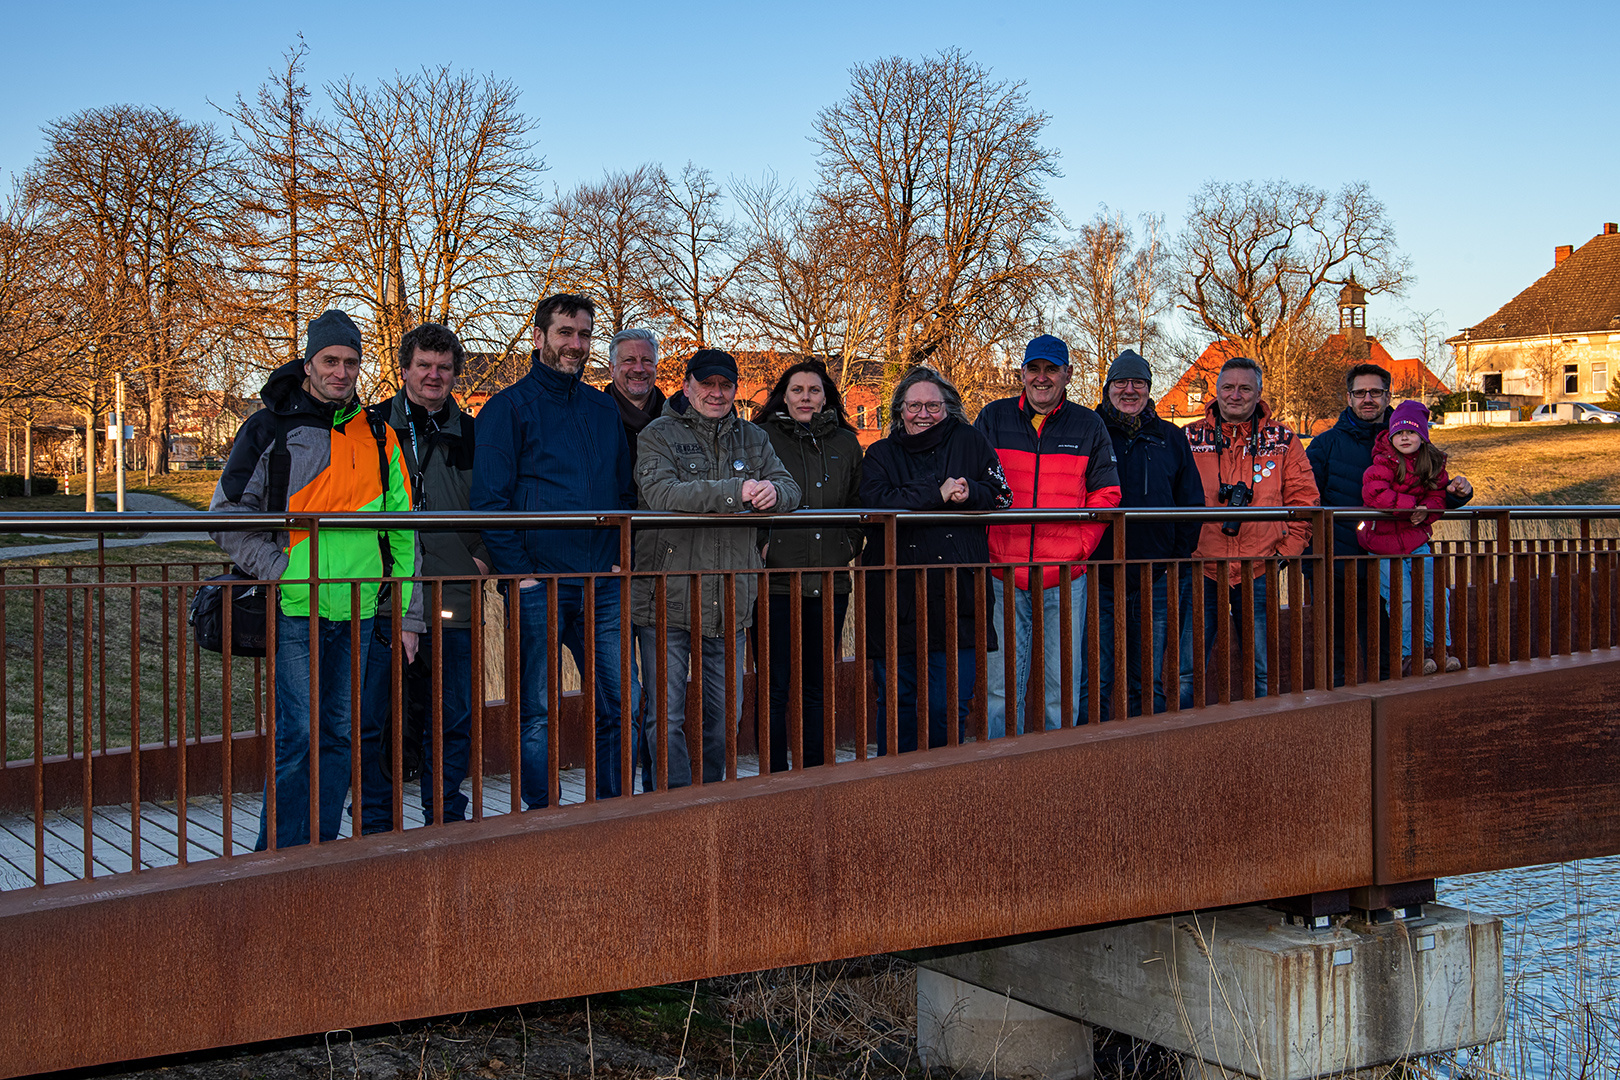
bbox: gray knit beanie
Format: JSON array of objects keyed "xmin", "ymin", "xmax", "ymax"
[
  {"xmin": 304, "ymin": 310, "xmax": 363, "ymax": 364},
  {"xmin": 1105, "ymin": 349, "xmax": 1152, "ymax": 386}
]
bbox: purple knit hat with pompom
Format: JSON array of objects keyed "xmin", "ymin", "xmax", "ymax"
[{"xmin": 1388, "ymin": 400, "xmax": 1431, "ymax": 442}]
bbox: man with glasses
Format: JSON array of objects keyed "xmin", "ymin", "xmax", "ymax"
[
  {"xmin": 1307, "ymin": 363, "xmax": 1474, "ymax": 684},
  {"xmin": 1088, "ymin": 350, "xmax": 1204, "ymax": 719},
  {"xmin": 974, "ymin": 334, "xmax": 1121, "ymax": 734}
]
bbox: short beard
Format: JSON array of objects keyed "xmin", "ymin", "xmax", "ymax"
[{"xmin": 542, "ymin": 341, "xmax": 585, "ymax": 374}]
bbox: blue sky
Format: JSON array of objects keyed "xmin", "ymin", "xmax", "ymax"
[{"xmin": 3, "ymin": 0, "xmax": 1615, "ymax": 356}]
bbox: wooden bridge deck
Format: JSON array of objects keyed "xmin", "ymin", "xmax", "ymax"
[{"xmin": 0, "ymin": 751, "xmax": 860, "ymax": 889}]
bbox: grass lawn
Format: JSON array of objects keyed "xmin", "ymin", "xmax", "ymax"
[
  {"xmin": 54, "ymin": 469, "xmax": 220, "ymax": 510},
  {"xmin": 1, "ymin": 540, "xmax": 253, "ymax": 761},
  {"xmin": 1435, "ymin": 422, "xmax": 1620, "ymax": 505}
]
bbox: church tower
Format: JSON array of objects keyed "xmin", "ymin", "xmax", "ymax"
[{"xmin": 1339, "ymin": 275, "xmax": 1370, "ymax": 360}]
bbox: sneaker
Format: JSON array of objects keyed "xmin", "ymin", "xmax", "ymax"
[
  {"xmin": 1444, "ymin": 654, "xmax": 1462, "ymax": 672},
  {"xmin": 1422, "ymin": 657, "xmax": 1438, "ymax": 675}
]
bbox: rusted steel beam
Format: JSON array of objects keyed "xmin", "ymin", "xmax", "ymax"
[
  {"xmin": 1361, "ymin": 651, "xmax": 1620, "ymax": 883},
  {"xmin": 0, "ymin": 693, "xmax": 1371, "ymax": 1078}
]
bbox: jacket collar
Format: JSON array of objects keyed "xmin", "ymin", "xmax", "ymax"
[
  {"xmin": 528, "ymin": 351, "xmax": 584, "ymax": 398},
  {"xmin": 1332, "ymin": 405, "xmax": 1391, "ymax": 442}
]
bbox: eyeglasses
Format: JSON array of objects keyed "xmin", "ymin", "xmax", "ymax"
[
  {"xmin": 1112, "ymin": 379, "xmax": 1150, "ymax": 392},
  {"xmin": 1349, "ymin": 389, "xmax": 1389, "ymax": 400},
  {"xmin": 902, "ymin": 400, "xmax": 945, "ymax": 415}
]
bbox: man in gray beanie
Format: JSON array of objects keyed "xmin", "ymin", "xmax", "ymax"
[
  {"xmin": 210, "ymin": 308, "xmax": 421, "ymax": 849},
  {"xmin": 1083, "ymin": 349, "xmax": 1204, "ymax": 719}
]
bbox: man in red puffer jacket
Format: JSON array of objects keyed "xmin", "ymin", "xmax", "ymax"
[{"xmin": 975, "ymin": 334, "xmax": 1121, "ymax": 735}]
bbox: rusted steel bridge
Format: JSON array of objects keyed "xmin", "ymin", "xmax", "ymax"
[{"xmin": 0, "ymin": 507, "xmax": 1616, "ymax": 1077}]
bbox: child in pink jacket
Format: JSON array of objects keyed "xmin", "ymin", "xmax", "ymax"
[{"xmin": 1359, "ymin": 400, "xmax": 1459, "ymax": 674}]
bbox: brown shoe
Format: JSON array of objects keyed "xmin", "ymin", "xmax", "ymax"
[{"xmin": 1445, "ymin": 654, "xmax": 1462, "ymax": 672}]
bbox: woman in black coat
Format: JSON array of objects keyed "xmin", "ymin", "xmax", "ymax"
[
  {"xmin": 754, "ymin": 360, "xmax": 864, "ymax": 772},
  {"xmin": 858, "ymin": 367, "xmax": 1011, "ymax": 754}
]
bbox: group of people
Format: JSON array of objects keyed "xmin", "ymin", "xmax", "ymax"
[{"xmin": 210, "ymin": 294, "xmax": 1474, "ymax": 848}]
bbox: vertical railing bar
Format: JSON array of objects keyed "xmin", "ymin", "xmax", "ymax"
[
  {"xmin": 505, "ymin": 578, "xmax": 521, "ymax": 814},
  {"xmin": 431, "ymin": 580, "xmax": 445, "ymax": 824},
  {"xmin": 971, "ymin": 567, "xmax": 989, "ymax": 740},
  {"xmin": 943, "ymin": 568, "xmax": 959, "ymax": 747},
  {"xmin": 687, "ymin": 573, "xmax": 704, "ymax": 786},
  {"xmin": 81, "ymin": 579, "xmax": 93, "ymax": 879},
  {"xmin": 546, "ymin": 575, "xmax": 560, "ymax": 808},
  {"xmin": 582, "ymin": 575, "xmax": 597, "ymax": 804},
  {"xmin": 265, "ymin": 586, "xmax": 279, "ymax": 851},
  {"xmin": 1265, "ymin": 557, "xmax": 1280, "ymax": 698},
  {"xmin": 654, "ymin": 578, "xmax": 669, "ymax": 790},
  {"xmin": 756, "ymin": 574, "xmax": 771, "ymax": 776},
  {"xmin": 130, "ymin": 570, "xmax": 143, "ymax": 868},
  {"xmin": 33, "ymin": 574, "xmax": 45, "ymax": 886},
  {"xmin": 470, "ymin": 575, "xmax": 485, "ymax": 821},
  {"xmin": 1165, "ymin": 560, "xmax": 1181, "ymax": 713},
  {"xmin": 218, "ymin": 574, "xmax": 230, "ymax": 858},
  {"xmin": 1001, "ymin": 563, "xmax": 1017, "ymax": 732},
  {"xmin": 725, "ymin": 572, "xmax": 738, "ymax": 783},
  {"xmin": 1238, "ymin": 558, "xmax": 1255, "ymax": 700},
  {"xmin": 1216, "ymin": 559, "xmax": 1232, "ymax": 705},
  {"xmin": 351, "ymin": 581, "xmax": 364, "ymax": 837},
  {"xmin": 822, "ymin": 569, "xmax": 837, "ymax": 766},
  {"xmin": 1191, "ymin": 564, "xmax": 1207, "ymax": 708},
  {"xmin": 883, "ymin": 516, "xmax": 899, "ymax": 757},
  {"xmin": 306, "ymin": 520, "xmax": 321, "ymax": 846},
  {"xmin": 1386, "ymin": 556, "xmax": 1401, "ymax": 682},
  {"xmin": 913, "ymin": 568, "xmax": 929, "ymax": 748},
  {"xmin": 175, "ymin": 581, "xmax": 189, "ymax": 865},
  {"xmin": 853, "ymin": 563, "xmax": 869, "ymax": 761},
  {"xmin": 1137, "ymin": 559, "xmax": 1153, "ymax": 715},
  {"xmin": 789, "ymin": 575, "xmax": 805, "ymax": 770}
]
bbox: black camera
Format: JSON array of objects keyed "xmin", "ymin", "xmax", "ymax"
[{"xmin": 1218, "ymin": 481, "xmax": 1251, "ymax": 537}]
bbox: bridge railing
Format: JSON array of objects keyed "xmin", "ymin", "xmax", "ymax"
[{"xmin": 0, "ymin": 505, "xmax": 1617, "ymax": 888}]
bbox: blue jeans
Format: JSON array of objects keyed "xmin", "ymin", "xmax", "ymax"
[
  {"xmin": 634, "ymin": 625, "xmax": 745, "ymax": 789},
  {"xmin": 1092, "ymin": 574, "xmax": 1189, "ymax": 721},
  {"xmin": 873, "ymin": 651, "xmax": 977, "ymax": 755},
  {"xmin": 514, "ymin": 579, "xmax": 628, "ymax": 809},
  {"xmin": 1179, "ymin": 574, "xmax": 1268, "ymax": 707},
  {"xmin": 357, "ymin": 623, "xmax": 473, "ymax": 832},
  {"xmin": 1379, "ymin": 544, "xmax": 1451, "ymax": 655},
  {"xmin": 984, "ymin": 574, "xmax": 1086, "ymax": 737},
  {"xmin": 256, "ymin": 613, "xmax": 371, "ymax": 850}
]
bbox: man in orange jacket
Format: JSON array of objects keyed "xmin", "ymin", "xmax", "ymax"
[{"xmin": 1180, "ymin": 356, "xmax": 1319, "ymax": 705}]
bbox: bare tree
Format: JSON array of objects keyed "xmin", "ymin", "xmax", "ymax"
[
  {"xmin": 648, "ymin": 162, "xmax": 742, "ymax": 356},
  {"xmin": 1129, "ymin": 211, "xmax": 1173, "ymax": 375},
  {"xmin": 24, "ymin": 105, "xmax": 246, "ymax": 474},
  {"xmin": 813, "ymin": 49, "xmax": 1060, "ymax": 380},
  {"xmin": 552, "ymin": 164, "xmax": 665, "ymax": 341},
  {"xmin": 1058, "ymin": 208, "xmax": 1134, "ymax": 400},
  {"xmin": 1523, "ymin": 329, "xmax": 1566, "ymax": 407},
  {"xmin": 1175, "ymin": 179, "xmax": 1410, "ymax": 423},
  {"xmin": 220, "ymin": 37, "xmax": 325, "ymax": 370},
  {"xmin": 1403, "ymin": 307, "xmax": 1451, "ymax": 386},
  {"xmin": 312, "ymin": 67, "xmax": 543, "ymax": 398}
]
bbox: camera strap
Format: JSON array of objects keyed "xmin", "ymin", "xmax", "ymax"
[{"xmin": 1215, "ymin": 412, "xmax": 1261, "ymax": 475}]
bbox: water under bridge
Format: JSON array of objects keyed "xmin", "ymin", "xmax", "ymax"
[{"xmin": 0, "ymin": 506, "xmax": 1616, "ymax": 1077}]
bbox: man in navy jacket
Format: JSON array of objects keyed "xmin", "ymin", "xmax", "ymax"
[
  {"xmin": 1306, "ymin": 363, "xmax": 1473, "ymax": 684},
  {"xmin": 472, "ymin": 294, "xmax": 636, "ymax": 805},
  {"xmin": 1088, "ymin": 350, "xmax": 1205, "ymax": 719}
]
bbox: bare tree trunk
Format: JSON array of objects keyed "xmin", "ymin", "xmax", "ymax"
[{"xmin": 83, "ymin": 405, "xmax": 96, "ymax": 511}]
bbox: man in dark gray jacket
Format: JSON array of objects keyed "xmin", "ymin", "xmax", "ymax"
[
  {"xmin": 633, "ymin": 349, "xmax": 800, "ymax": 789},
  {"xmin": 357, "ymin": 323, "xmax": 489, "ymax": 831}
]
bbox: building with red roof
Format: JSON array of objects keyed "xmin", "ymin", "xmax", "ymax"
[{"xmin": 1159, "ymin": 281, "xmax": 1449, "ymax": 433}]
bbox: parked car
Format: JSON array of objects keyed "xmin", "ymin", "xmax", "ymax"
[{"xmin": 1530, "ymin": 402, "xmax": 1620, "ymax": 423}]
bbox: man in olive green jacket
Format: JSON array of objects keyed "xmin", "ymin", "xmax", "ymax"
[{"xmin": 632, "ymin": 349, "xmax": 800, "ymax": 788}]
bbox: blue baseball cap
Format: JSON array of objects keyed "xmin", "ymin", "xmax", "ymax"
[{"xmin": 1023, "ymin": 334, "xmax": 1070, "ymax": 367}]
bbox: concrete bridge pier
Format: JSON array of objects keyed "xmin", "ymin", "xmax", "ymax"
[{"xmin": 915, "ymin": 903, "xmax": 1504, "ymax": 1080}]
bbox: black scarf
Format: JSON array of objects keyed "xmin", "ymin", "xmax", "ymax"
[{"xmin": 1097, "ymin": 397, "xmax": 1158, "ymax": 439}]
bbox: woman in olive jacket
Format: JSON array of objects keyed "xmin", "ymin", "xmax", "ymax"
[{"xmin": 754, "ymin": 360, "xmax": 864, "ymax": 772}]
